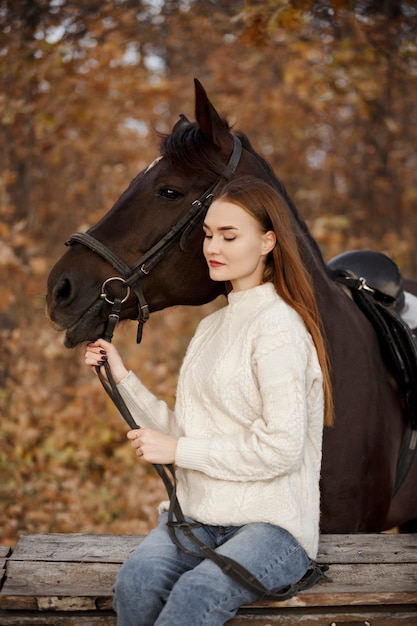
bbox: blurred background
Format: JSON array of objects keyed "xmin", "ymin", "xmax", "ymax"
[{"xmin": 1, "ymin": 0, "xmax": 417, "ymax": 547}]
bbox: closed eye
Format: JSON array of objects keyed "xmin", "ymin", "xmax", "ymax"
[{"xmin": 203, "ymin": 233, "xmax": 236, "ymax": 241}]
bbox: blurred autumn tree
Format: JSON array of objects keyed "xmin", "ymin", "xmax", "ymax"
[
  {"xmin": 2, "ymin": 0, "xmax": 417, "ymax": 265},
  {"xmin": 1, "ymin": 0, "xmax": 417, "ymax": 546}
]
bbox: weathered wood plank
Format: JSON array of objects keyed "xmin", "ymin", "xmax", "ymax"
[
  {"xmin": 0, "ymin": 561, "xmax": 119, "ymax": 609},
  {"xmin": 9, "ymin": 533, "xmax": 143, "ymax": 563},
  {"xmin": 8, "ymin": 532, "xmax": 417, "ymax": 564},
  {"xmin": 0, "ymin": 547, "xmax": 11, "ymax": 593},
  {"xmin": 0, "ymin": 548, "xmax": 12, "ymax": 558},
  {"xmin": 317, "ymin": 533, "xmax": 417, "ymax": 564},
  {"xmin": 0, "ymin": 546, "xmax": 12, "ymax": 581},
  {"xmin": 0, "ymin": 533, "xmax": 416, "ymax": 625},
  {"xmin": 0, "ymin": 608, "xmax": 417, "ymax": 625},
  {"xmin": 1, "ymin": 561, "xmax": 416, "ymax": 611},
  {"xmin": 0, "ymin": 612, "xmax": 117, "ymax": 625},
  {"xmin": 228, "ymin": 608, "xmax": 417, "ymax": 625}
]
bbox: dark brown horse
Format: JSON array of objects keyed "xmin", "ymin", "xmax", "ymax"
[{"xmin": 47, "ymin": 79, "xmax": 417, "ymax": 534}]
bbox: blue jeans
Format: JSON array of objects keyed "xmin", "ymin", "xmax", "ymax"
[{"xmin": 113, "ymin": 512, "xmax": 310, "ymax": 626}]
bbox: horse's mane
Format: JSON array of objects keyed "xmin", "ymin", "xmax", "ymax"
[{"xmin": 159, "ymin": 123, "xmax": 229, "ymax": 179}]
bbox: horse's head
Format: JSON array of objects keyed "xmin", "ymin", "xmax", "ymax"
[
  {"xmin": 46, "ymin": 79, "xmax": 318, "ymax": 347},
  {"xmin": 47, "ymin": 80, "xmax": 273, "ymax": 346}
]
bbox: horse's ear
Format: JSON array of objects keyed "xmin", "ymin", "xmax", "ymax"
[
  {"xmin": 194, "ymin": 78, "xmax": 232, "ymax": 149},
  {"xmin": 172, "ymin": 113, "xmax": 191, "ymax": 132}
]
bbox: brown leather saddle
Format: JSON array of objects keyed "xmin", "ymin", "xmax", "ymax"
[{"xmin": 328, "ymin": 250, "xmax": 417, "ymax": 494}]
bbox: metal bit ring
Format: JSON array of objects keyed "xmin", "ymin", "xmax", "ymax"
[{"xmin": 100, "ymin": 277, "xmax": 131, "ymax": 305}]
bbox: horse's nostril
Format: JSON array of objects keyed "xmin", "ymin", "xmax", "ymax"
[{"xmin": 53, "ymin": 276, "xmax": 72, "ymax": 304}]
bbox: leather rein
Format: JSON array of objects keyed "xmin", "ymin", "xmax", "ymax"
[{"xmin": 65, "ymin": 135, "xmax": 243, "ymax": 344}]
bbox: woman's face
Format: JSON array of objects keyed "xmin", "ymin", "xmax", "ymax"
[{"xmin": 203, "ymin": 199, "xmax": 276, "ymax": 292}]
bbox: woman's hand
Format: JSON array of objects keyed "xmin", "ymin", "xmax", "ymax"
[
  {"xmin": 84, "ymin": 339, "xmax": 129, "ymax": 384},
  {"xmin": 127, "ymin": 428, "xmax": 178, "ymax": 465}
]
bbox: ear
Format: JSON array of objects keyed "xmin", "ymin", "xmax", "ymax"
[
  {"xmin": 262, "ymin": 230, "xmax": 277, "ymax": 255},
  {"xmin": 194, "ymin": 78, "xmax": 233, "ymax": 151},
  {"xmin": 172, "ymin": 113, "xmax": 191, "ymax": 133}
]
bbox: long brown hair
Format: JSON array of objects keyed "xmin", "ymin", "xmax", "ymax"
[{"xmin": 214, "ymin": 176, "xmax": 333, "ymax": 426}]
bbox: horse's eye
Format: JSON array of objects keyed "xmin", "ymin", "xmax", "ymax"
[{"xmin": 157, "ymin": 188, "xmax": 184, "ymax": 201}]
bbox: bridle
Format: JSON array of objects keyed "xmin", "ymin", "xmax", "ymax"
[{"xmin": 65, "ymin": 136, "xmax": 243, "ymax": 344}]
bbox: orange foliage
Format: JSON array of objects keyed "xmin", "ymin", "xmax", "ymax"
[{"xmin": 1, "ymin": 0, "xmax": 416, "ymax": 547}]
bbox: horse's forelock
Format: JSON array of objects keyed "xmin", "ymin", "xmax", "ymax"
[{"xmin": 159, "ymin": 123, "xmax": 230, "ymax": 179}]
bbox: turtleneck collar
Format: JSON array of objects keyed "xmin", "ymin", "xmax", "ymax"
[{"xmin": 227, "ymin": 282, "xmax": 278, "ymax": 309}]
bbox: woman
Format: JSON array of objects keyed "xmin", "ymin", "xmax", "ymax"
[{"xmin": 85, "ymin": 176, "xmax": 333, "ymax": 626}]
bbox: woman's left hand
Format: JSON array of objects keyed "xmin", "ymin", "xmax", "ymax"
[
  {"xmin": 127, "ymin": 428, "xmax": 178, "ymax": 465},
  {"xmin": 84, "ymin": 339, "xmax": 128, "ymax": 384}
]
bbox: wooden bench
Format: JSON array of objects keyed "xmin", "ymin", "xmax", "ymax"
[{"xmin": 0, "ymin": 533, "xmax": 416, "ymax": 624}]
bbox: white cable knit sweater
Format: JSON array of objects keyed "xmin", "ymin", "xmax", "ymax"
[{"xmin": 117, "ymin": 282, "xmax": 324, "ymax": 558}]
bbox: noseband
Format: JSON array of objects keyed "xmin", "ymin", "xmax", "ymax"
[{"xmin": 65, "ymin": 136, "xmax": 242, "ymax": 343}]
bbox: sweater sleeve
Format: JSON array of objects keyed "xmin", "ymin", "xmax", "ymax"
[
  {"xmin": 116, "ymin": 371, "xmax": 178, "ymax": 435},
  {"xmin": 175, "ymin": 321, "xmax": 314, "ymax": 481}
]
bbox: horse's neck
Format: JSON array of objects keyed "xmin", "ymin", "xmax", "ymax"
[
  {"xmin": 276, "ymin": 181, "xmax": 331, "ymax": 287},
  {"xmin": 289, "ymin": 208, "xmax": 337, "ymax": 304},
  {"xmin": 299, "ymin": 234, "xmax": 332, "ymax": 287}
]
